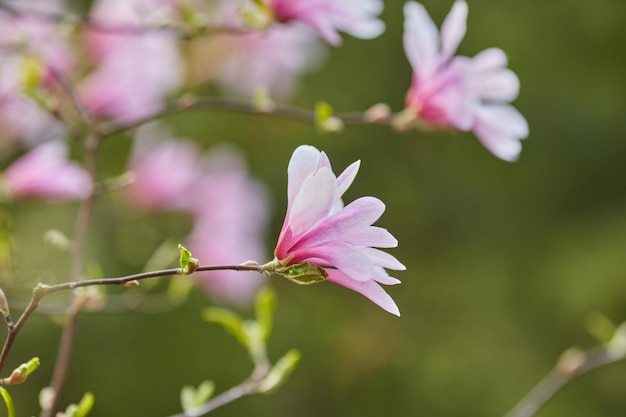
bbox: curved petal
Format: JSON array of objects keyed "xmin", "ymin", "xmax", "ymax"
[
  {"xmin": 361, "ymin": 247, "xmax": 406, "ymax": 270},
  {"xmin": 287, "ymin": 145, "xmax": 321, "ymax": 204},
  {"xmin": 470, "ymin": 48, "xmax": 508, "ymax": 71},
  {"xmin": 473, "ymin": 68, "xmax": 520, "ymax": 102},
  {"xmin": 288, "ymin": 167, "xmax": 337, "ymax": 236},
  {"xmin": 328, "ymin": 270, "xmax": 400, "ymax": 316},
  {"xmin": 440, "ymin": 0, "xmax": 468, "ymax": 63},
  {"xmin": 473, "ymin": 104, "xmax": 528, "ymax": 162},
  {"xmin": 291, "ymin": 242, "xmax": 374, "ymax": 282},
  {"xmin": 336, "ymin": 160, "xmax": 360, "ymax": 197}
]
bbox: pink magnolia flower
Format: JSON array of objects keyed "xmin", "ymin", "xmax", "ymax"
[
  {"xmin": 79, "ymin": 0, "xmax": 183, "ymax": 124},
  {"xmin": 273, "ymin": 145, "xmax": 404, "ymax": 316},
  {"xmin": 1, "ymin": 141, "xmax": 92, "ymax": 200},
  {"xmin": 265, "ymin": 0, "xmax": 385, "ymax": 46},
  {"xmin": 124, "ymin": 124, "xmax": 201, "ymax": 211},
  {"xmin": 403, "ymin": 1, "xmax": 528, "ymax": 161},
  {"xmin": 186, "ymin": 146, "xmax": 270, "ymax": 306}
]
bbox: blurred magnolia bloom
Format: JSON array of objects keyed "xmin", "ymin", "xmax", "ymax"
[
  {"xmin": 0, "ymin": 0, "xmax": 72, "ymax": 143},
  {"xmin": 403, "ymin": 1, "xmax": 528, "ymax": 161},
  {"xmin": 79, "ymin": 0, "xmax": 183, "ymax": 124},
  {"xmin": 1, "ymin": 140, "xmax": 92, "ymax": 200},
  {"xmin": 272, "ymin": 145, "xmax": 404, "ymax": 316},
  {"xmin": 185, "ymin": 146, "xmax": 270, "ymax": 306},
  {"xmin": 264, "ymin": 0, "xmax": 385, "ymax": 46},
  {"xmin": 188, "ymin": 1, "xmax": 324, "ymax": 99},
  {"xmin": 124, "ymin": 124, "xmax": 201, "ymax": 211}
]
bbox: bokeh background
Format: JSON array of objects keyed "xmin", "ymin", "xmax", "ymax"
[{"xmin": 2, "ymin": 0, "xmax": 626, "ymax": 416}]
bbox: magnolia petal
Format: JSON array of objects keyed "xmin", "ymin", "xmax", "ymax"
[
  {"xmin": 371, "ymin": 266, "xmax": 402, "ymax": 285},
  {"xmin": 440, "ymin": 0, "xmax": 468, "ymax": 63},
  {"xmin": 474, "ymin": 68, "xmax": 520, "ymax": 102},
  {"xmin": 473, "ymin": 104, "xmax": 528, "ymax": 162},
  {"xmin": 336, "ymin": 160, "xmax": 360, "ymax": 198},
  {"xmin": 403, "ymin": 1, "xmax": 440, "ymax": 80},
  {"xmin": 328, "ymin": 270, "xmax": 400, "ymax": 316},
  {"xmin": 291, "ymin": 196, "xmax": 388, "ymax": 249},
  {"xmin": 288, "ymin": 167, "xmax": 337, "ymax": 236},
  {"xmin": 471, "ymin": 48, "xmax": 508, "ymax": 72},
  {"xmin": 292, "ymin": 242, "xmax": 375, "ymax": 282},
  {"xmin": 287, "ymin": 145, "xmax": 321, "ymax": 204},
  {"xmin": 361, "ymin": 247, "xmax": 406, "ymax": 270}
]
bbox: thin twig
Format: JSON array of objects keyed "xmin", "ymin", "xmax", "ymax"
[
  {"xmin": 504, "ymin": 344, "xmax": 626, "ymax": 417},
  {"xmin": 103, "ymin": 96, "xmax": 390, "ymax": 138}
]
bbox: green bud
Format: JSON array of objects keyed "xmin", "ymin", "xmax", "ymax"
[
  {"xmin": 252, "ymin": 86, "xmax": 275, "ymax": 112},
  {"xmin": 0, "ymin": 287, "xmax": 9, "ymax": 317},
  {"xmin": 178, "ymin": 244, "xmax": 199, "ymax": 274},
  {"xmin": 273, "ymin": 263, "xmax": 328, "ymax": 285},
  {"xmin": 3, "ymin": 357, "xmax": 40, "ymax": 385},
  {"xmin": 64, "ymin": 392, "xmax": 95, "ymax": 417}
]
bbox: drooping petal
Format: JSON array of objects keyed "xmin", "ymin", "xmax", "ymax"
[
  {"xmin": 403, "ymin": 1, "xmax": 440, "ymax": 81},
  {"xmin": 440, "ymin": 0, "xmax": 468, "ymax": 63},
  {"xmin": 328, "ymin": 270, "xmax": 400, "ymax": 316},
  {"xmin": 473, "ymin": 104, "xmax": 528, "ymax": 162},
  {"xmin": 361, "ymin": 247, "xmax": 406, "ymax": 271},
  {"xmin": 472, "ymin": 68, "xmax": 520, "ymax": 102}
]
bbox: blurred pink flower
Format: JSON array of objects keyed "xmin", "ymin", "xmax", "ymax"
[
  {"xmin": 195, "ymin": 1, "xmax": 323, "ymax": 99},
  {"xmin": 403, "ymin": 1, "xmax": 528, "ymax": 161},
  {"xmin": 273, "ymin": 145, "xmax": 404, "ymax": 316},
  {"xmin": 2, "ymin": 141, "xmax": 92, "ymax": 200},
  {"xmin": 265, "ymin": 0, "xmax": 385, "ymax": 46},
  {"xmin": 0, "ymin": 0, "xmax": 73, "ymax": 143},
  {"xmin": 79, "ymin": 0, "xmax": 183, "ymax": 124},
  {"xmin": 124, "ymin": 125, "xmax": 200, "ymax": 211},
  {"xmin": 186, "ymin": 146, "xmax": 270, "ymax": 306}
]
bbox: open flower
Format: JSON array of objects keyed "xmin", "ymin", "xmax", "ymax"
[
  {"xmin": 403, "ymin": 1, "xmax": 528, "ymax": 161},
  {"xmin": 1, "ymin": 141, "xmax": 92, "ymax": 200},
  {"xmin": 265, "ymin": 0, "xmax": 385, "ymax": 46},
  {"xmin": 271, "ymin": 145, "xmax": 404, "ymax": 316}
]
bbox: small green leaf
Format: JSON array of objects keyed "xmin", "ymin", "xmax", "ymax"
[
  {"xmin": 67, "ymin": 392, "xmax": 95, "ymax": 417},
  {"xmin": 181, "ymin": 381, "xmax": 215, "ymax": 414},
  {"xmin": 178, "ymin": 244, "xmax": 199, "ymax": 274},
  {"xmin": 257, "ymin": 349, "xmax": 301, "ymax": 393},
  {"xmin": 202, "ymin": 307, "xmax": 248, "ymax": 350},
  {"xmin": 273, "ymin": 263, "xmax": 328, "ymax": 285},
  {"xmin": 0, "ymin": 387, "xmax": 15, "ymax": 417},
  {"xmin": 585, "ymin": 312, "xmax": 616, "ymax": 344},
  {"xmin": 254, "ymin": 287, "xmax": 276, "ymax": 342}
]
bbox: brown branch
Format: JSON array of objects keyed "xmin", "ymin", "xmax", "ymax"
[{"xmin": 503, "ymin": 343, "xmax": 626, "ymax": 417}]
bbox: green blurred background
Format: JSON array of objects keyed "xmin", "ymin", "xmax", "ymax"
[{"xmin": 3, "ymin": 0, "xmax": 626, "ymax": 416}]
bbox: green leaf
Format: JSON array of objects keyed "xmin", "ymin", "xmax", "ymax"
[
  {"xmin": 67, "ymin": 392, "xmax": 95, "ymax": 417},
  {"xmin": 254, "ymin": 287, "xmax": 276, "ymax": 342},
  {"xmin": 257, "ymin": 349, "xmax": 301, "ymax": 394},
  {"xmin": 178, "ymin": 244, "xmax": 199, "ymax": 274},
  {"xmin": 0, "ymin": 387, "xmax": 15, "ymax": 417},
  {"xmin": 273, "ymin": 263, "xmax": 328, "ymax": 285},
  {"xmin": 181, "ymin": 381, "xmax": 215, "ymax": 414},
  {"xmin": 202, "ymin": 307, "xmax": 249, "ymax": 350},
  {"xmin": 585, "ymin": 312, "xmax": 616, "ymax": 344},
  {"xmin": 4, "ymin": 357, "xmax": 40, "ymax": 384}
]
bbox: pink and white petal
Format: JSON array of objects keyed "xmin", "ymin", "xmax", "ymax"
[
  {"xmin": 288, "ymin": 167, "xmax": 337, "ymax": 236},
  {"xmin": 472, "ymin": 68, "xmax": 520, "ymax": 102},
  {"xmin": 291, "ymin": 242, "xmax": 375, "ymax": 282},
  {"xmin": 316, "ymin": 151, "xmax": 332, "ymax": 170},
  {"xmin": 287, "ymin": 145, "xmax": 321, "ymax": 204},
  {"xmin": 440, "ymin": 0, "xmax": 468, "ymax": 63},
  {"xmin": 403, "ymin": 1, "xmax": 440, "ymax": 80},
  {"xmin": 371, "ymin": 266, "xmax": 402, "ymax": 285},
  {"xmin": 361, "ymin": 247, "xmax": 406, "ymax": 270},
  {"xmin": 473, "ymin": 105, "xmax": 528, "ymax": 162},
  {"xmin": 328, "ymin": 270, "xmax": 400, "ymax": 316},
  {"xmin": 292, "ymin": 196, "xmax": 387, "ymax": 248},
  {"xmin": 470, "ymin": 48, "xmax": 508, "ymax": 72},
  {"xmin": 336, "ymin": 160, "xmax": 360, "ymax": 198}
]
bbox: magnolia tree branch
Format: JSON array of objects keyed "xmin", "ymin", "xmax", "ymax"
[
  {"xmin": 504, "ymin": 342, "xmax": 626, "ymax": 417},
  {"xmin": 103, "ymin": 96, "xmax": 393, "ymax": 138},
  {"xmin": 0, "ymin": 263, "xmax": 263, "ymax": 382}
]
